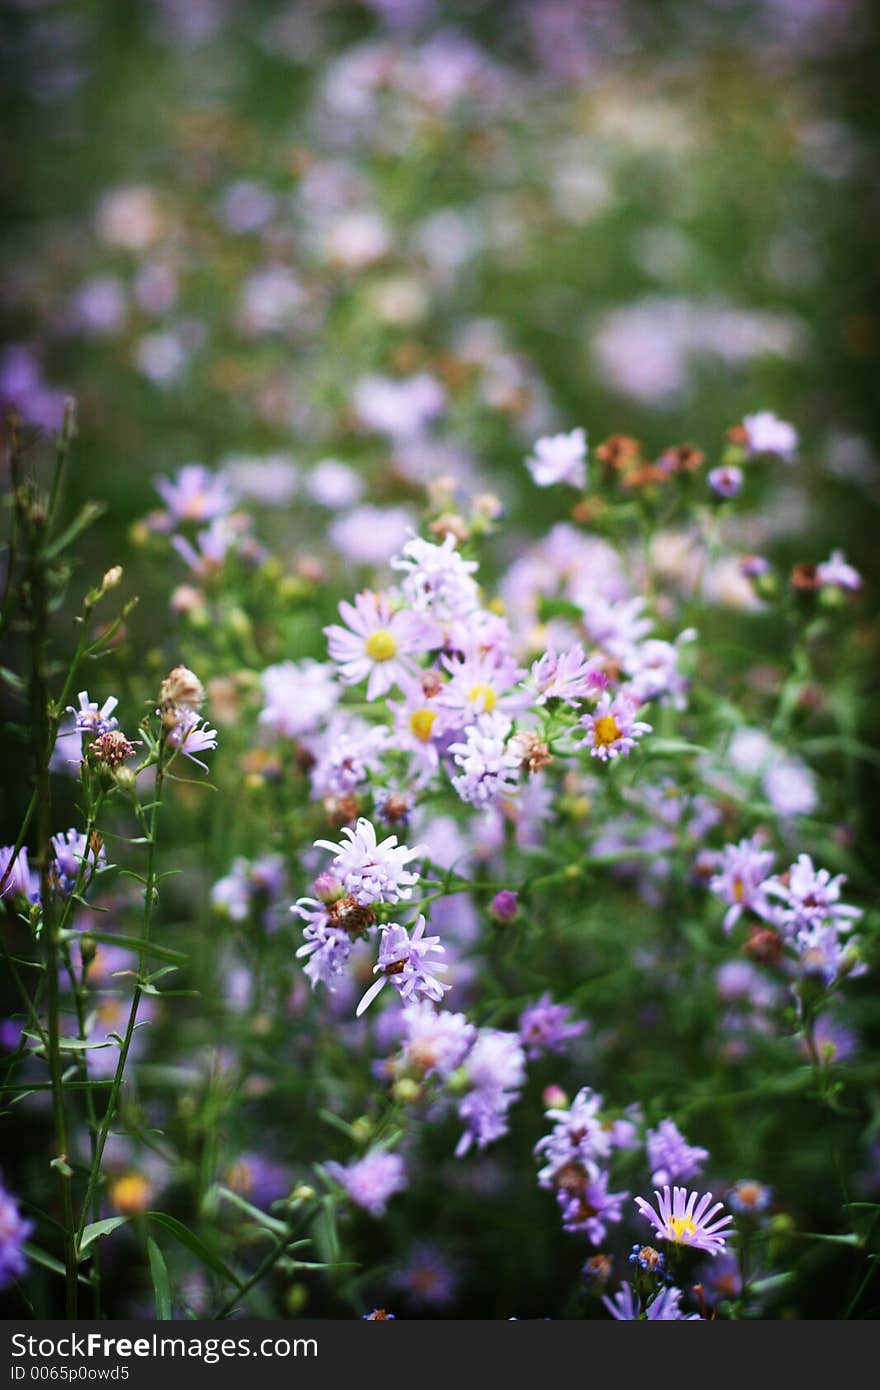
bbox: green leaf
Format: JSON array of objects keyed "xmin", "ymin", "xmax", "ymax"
[
  {"xmin": 146, "ymin": 1236, "xmax": 172, "ymax": 1320},
  {"xmin": 43, "ymin": 501, "xmax": 107, "ymax": 560},
  {"xmin": 81, "ymin": 931, "xmax": 188, "ymax": 965},
  {"xmin": 79, "ymin": 1216, "xmax": 129, "ymax": 1256},
  {"xmin": 146, "ymin": 1212, "xmax": 244, "ymax": 1290},
  {"xmin": 214, "ymin": 1186, "xmax": 289, "ymax": 1237}
]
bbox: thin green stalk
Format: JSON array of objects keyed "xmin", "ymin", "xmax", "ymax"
[{"xmin": 75, "ymin": 760, "xmax": 165, "ymax": 1250}]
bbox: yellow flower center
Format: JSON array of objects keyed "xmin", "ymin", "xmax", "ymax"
[
  {"xmin": 409, "ymin": 708, "xmax": 437, "ymax": 742},
  {"xmin": 365, "ymin": 628, "xmax": 398, "ymax": 662},
  {"xmin": 668, "ymin": 1215, "xmax": 698, "ymax": 1243},
  {"xmin": 593, "ymin": 714, "xmax": 621, "ymax": 747},
  {"xmin": 110, "ymin": 1173, "xmax": 152, "ymax": 1215},
  {"xmin": 732, "ymin": 877, "xmax": 745, "ymax": 903},
  {"xmin": 469, "ymin": 683, "xmax": 497, "ymax": 712}
]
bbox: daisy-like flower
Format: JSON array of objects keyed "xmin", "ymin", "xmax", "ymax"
[
  {"xmin": 356, "ymin": 916, "xmax": 449, "ymax": 1016},
  {"xmin": 325, "ymin": 590, "xmax": 427, "ymax": 700},
  {"xmin": 525, "ymin": 428, "xmax": 587, "ymax": 488},
  {"xmin": 634, "ymin": 1185, "xmax": 733, "ymax": 1257},
  {"xmin": 728, "ymin": 1180, "xmax": 772, "ymax": 1217},
  {"xmin": 155, "ymin": 463, "xmax": 237, "ymax": 523},
  {"xmin": 455, "ymin": 1028, "xmax": 526, "ymax": 1156},
  {"xmin": 576, "ymin": 691, "xmax": 652, "ymax": 763},
  {"xmin": 325, "ymin": 1151, "xmax": 407, "ymax": 1217},
  {"xmin": 314, "ymin": 818, "xmax": 424, "ymax": 906},
  {"xmin": 391, "ymin": 534, "xmax": 480, "ymax": 621},
  {"xmin": 0, "ymin": 845, "xmax": 37, "ymax": 900},
  {"xmin": 708, "ymin": 836, "xmax": 775, "ymax": 934},
  {"xmin": 518, "ymin": 994, "xmax": 586, "ymax": 1059},
  {"xmin": 258, "ymin": 659, "xmax": 339, "ymax": 739},
  {"xmin": 535, "ymin": 1086, "xmax": 612, "ymax": 1186},
  {"xmin": 449, "ymin": 712, "xmax": 521, "ymax": 807},
  {"xmin": 0, "ymin": 1180, "xmax": 33, "ymax": 1291},
  {"xmin": 763, "ymin": 854, "xmax": 861, "ymax": 939},
  {"xmin": 603, "ymin": 1282, "xmax": 699, "ymax": 1321},
  {"xmin": 529, "ymin": 645, "xmax": 605, "ymax": 706},
  {"xmin": 558, "ymin": 1170, "xmax": 628, "ymax": 1243},
  {"xmin": 708, "ymin": 465, "xmax": 743, "ymax": 499},
  {"xmin": 67, "ymin": 690, "xmax": 120, "ymax": 736},
  {"xmin": 646, "ymin": 1119, "xmax": 709, "ymax": 1188},
  {"xmin": 51, "ymin": 829, "xmax": 105, "ymax": 895},
  {"xmin": 816, "ymin": 549, "xmax": 862, "ymax": 592},
  {"xmin": 166, "ymin": 708, "xmax": 219, "ymax": 773},
  {"xmin": 741, "ymin": 411, "xmax": 798, "ymax": 460},
  {"xmin": 439, "ymin": 649, "xmax": 528, "ymax": 727},
  {"xmin": 396, "ymin": 1001, "xmax": 476, "ymax": 1081}
]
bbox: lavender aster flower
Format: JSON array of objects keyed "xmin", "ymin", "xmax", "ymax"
[
  {"xmin": 0, "ymin": 1180, "xmax": 32, "ymax": 1290},
  {"xmin": 314, "ymin": 818, "xmax": 424, "ymax": 906},
  {"xmin": 741, "ymin": 411, "xmax": 798, "ymax": 460},
  {"xmin": 708, "ymin": 465, "xmax": 744, "ymax": 498},
  {"xmin": 67, "ymin": 690, "xmax": 120, "ymax": 736},
  {"xmin": 166, "ymin": 708, "xmax": 219, "ymax": 773},
  {"xmin": 558, "ymin": 1170, "xmax": 628, "ymax": 1243},
  {"xmin": 526, "ymin": 428, "xmax": 588, "ymax": 488},
  {"xmin": 763, "ymin": 854, "xmax": 861, "ymax": 939},
  {"xmin": 530, "ymin": 644, "xmax": 605, "ymax": 706},
  {"xmin": 816, "ymin": 549, "xmax": 862, "ymax": 591},
  {"xmin": 707, "ymin": 836, "xmax": 775, "ymax": 933},
  {"xmin": 325, "ymin": 1151, "xmax": 407, "ymax": 1217},
  {"xmin": 603, "ymin": 1282, "xmax": 699, "ymax": 1320},
  {"xmin": 449, "ymin": 712, "xmax": 520, "ymax": 806},
  {"xmin": 646, "ymin": 1119, "xmax": 709, "ymax": 1188},
  {"xmin": 518, "ymin": 994, "xmax": 586, "ymax": 1059},
  {"xmin": 357, "ymin": 916, "xmax": 448, "ymax": 1016},
  {"xmin": 50, "ymin": 829, "xmax": 105, "ymax": 895},
  {"xmin": 325, "ymin": 590, "xmax": 427, "ymax": 700},
  {"xmin": 634, "ymin": 1185, "xmax": 733, "ymax": 1257},
  {"xmin": 155, "ymin": 464, "xmax": 237, "ymax": 523},
  {"xmin": 576, "ymin": 691, "xmax": 651, "ymax": 763}
]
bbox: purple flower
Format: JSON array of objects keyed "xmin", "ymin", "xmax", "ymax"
[
  {"xmin": 646, "ymin": 1119, "xmax": 709, "ymax": 1188},
  {"xmin": 67, "ymin": 690, "xmax": 120, "ymax": 736},
  {"xmin": 490, "ymin": 890, "xmax": 519, "ymax": 923},
  {"xmin": 455, "ymin": 1029, "xmax": 526, "ymax": 1156},
  {"xmin": 325, "ymin": 590, "xmax": 429, "ymax": 701},
  {"xmin": 314, "ymin": 818, "xmax": 424, "ymax": 907},
  {"xmin": 708, "ymin": 465, "xmax": 744, "ymax": 498},
  {"xmin": 530, "ymin": 645, "xmax": 605, "ymax": 706},
  {"xmin": 526, "ymin": 428, "xmax": 588, "ymax": 488},
  {"xmin": 707, "ymin": 836, "xmax": 775, "ymax": 933},
  {"xmin": 391, "ymin": 1241, "xmax": 458, "ymax": 1308},
  {"xmin": 518, "ymin": 994, "xmax": 585, "ymax": 1059},
  {"xmin": 258, "ymin": 660, "xmax": 339, "ymax": 739},
  {"xmin": 635, "ymin": 1186, "xmax": 733, "ymax": 1257},
  {"xmin": 357, "ymin": 916, "xmax": 448, "ymax": 1016},
  {"xmin": 603, "ymin": 1282, "xmax": 699, "ymax": 1320},
  {"xmin": 0, "ymin": 846, "xmax": 37, "ymax": 901},
  {"xmin": 326, "ymin": 1152, "xmax": 407, "ymax": 1217},
  {"xmin": 391, "ymin": 535, "xmax": 480, "ymax": 621},
  {"xmin": 728, "ymin": 1180, "xmax": 772, "ymax": 1216},
  {"xmin": 166, "ymin": 708, "xmax": 218, "ymax": 773},
  {"xmin": 816, "ymin": 549, "xmax": 862, "ymax": 592},
  {"xmin": 741, "ymin": 411, "xmax": 798, "ymax": 460},
  {"xmin": 225, "ymin": 1153, "xmax": 290, "ymax": 1209},
  {"xmin": 0, "ymin": 1180, "xmax": 33, "ymax": 1290},
  {"xmin": 449, "ymin": 712, "xmax": 521, "ymax": 806},
  {"xmin": 576, "ymin": 692, "xmax": 652, "ymax": 763},
  {"xmin": 535, "ymin": 1087, "xmax": 612, "ymax": 1186},
  {"xmin": 50, "ymin": 829, "xmax": 105, "ymax": 895},
  {"xmin": 764, "ymin": 854, "xmax": 861, "ymax": 940},
  {"xmin": 155, "ymin": 464, "xmax": 237, "ymax": 524},
  {"xmin": 558, "ymin": 1170, "xmax": 628, "ymax": 1243},
  {"xmin": 397, "ymin": 1001, "xmax": 476, "ymax": 1080}
]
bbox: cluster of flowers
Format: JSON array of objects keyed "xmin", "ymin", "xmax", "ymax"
[{"xmin": 707, "ymin": 841, "xmax": 864, "ymax": 1000}]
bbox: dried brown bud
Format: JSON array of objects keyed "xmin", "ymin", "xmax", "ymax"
[
  {"xmin": 159, "ymin": 665, "xmax": 205, "ymax": 714},
  {"xmin": 743, "ymin": 925, "xmax": 784, "ymax": 966}
]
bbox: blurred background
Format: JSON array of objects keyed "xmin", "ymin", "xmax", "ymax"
[{"xmin": 1, "ymin": 0, "xmax": 879, "ymax": 1319}]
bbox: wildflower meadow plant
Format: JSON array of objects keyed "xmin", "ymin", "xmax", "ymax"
[{"xmin": 0, "ymin": 0, "xmax": 878, "ymax": 1328}]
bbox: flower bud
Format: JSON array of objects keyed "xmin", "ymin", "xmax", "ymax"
[{"xmin": 159, "ymin": 665, "xmax": 205, "ymax": 713}]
